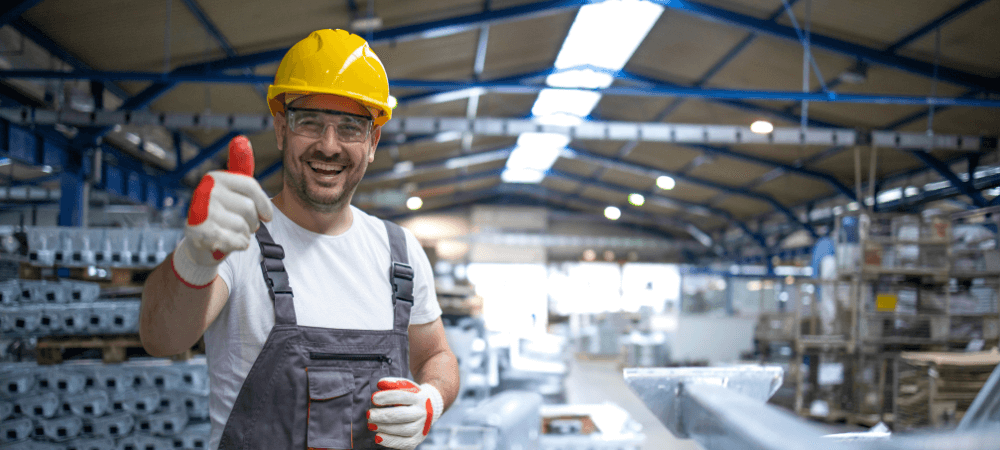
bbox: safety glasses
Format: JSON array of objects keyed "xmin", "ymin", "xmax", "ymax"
[{"xmin": 285, "ymin": 107, "xmax": 373, "ymax": 143}]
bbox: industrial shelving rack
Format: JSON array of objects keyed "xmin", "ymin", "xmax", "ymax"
[{"xmin": 760, "ymin": 209, "xmax": 1000, "ymax": 426}]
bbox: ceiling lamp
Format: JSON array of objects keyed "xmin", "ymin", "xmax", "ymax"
[
  {"xmin": 604, "ymin": 206, "xmax": 622, "ymax": 220},
  {"xmin": 406, "ymin": 196, "xmax": 423, "ymax": 210},
  {"xmin": 750, "ymin": 120, "xmax": 774, "ymax": 134},
  {"xmin": 656, "ymin": 175, "xmax": 675, "ymax": 190},
  {"xmin": 628, "ymin": 193, "xmax": 645, "ymax": 206}
]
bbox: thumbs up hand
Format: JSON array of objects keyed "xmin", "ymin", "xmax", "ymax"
[{"xmin": 171, "ymin": 136, "xmax": 274, "ymax": 288}]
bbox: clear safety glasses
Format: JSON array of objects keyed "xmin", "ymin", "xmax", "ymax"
[{"xmin": 285, "ymin": 107, "xmax": 373, "ymax": 143}]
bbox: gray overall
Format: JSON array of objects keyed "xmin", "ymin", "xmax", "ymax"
[{"xmin": 218, "ymin": 220, "xmax": 414, "ymax": 449}]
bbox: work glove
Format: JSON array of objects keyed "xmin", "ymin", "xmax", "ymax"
[
  {"xmin": 171, "ymin": 135, "xmax": 273, "ymax": 288},
  {"xmin": 367, "ymin": 378, "xmax": 444, "ymax": 450}
]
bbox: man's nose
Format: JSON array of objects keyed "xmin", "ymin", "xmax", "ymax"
[{"xmin": 317, "ymin": 124, "xmax": 343, "ymax": 151}]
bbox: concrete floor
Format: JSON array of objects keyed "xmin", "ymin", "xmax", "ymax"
[{"xmin": 564, "ymin": 357, "xmax": 702, "ymax": 450}]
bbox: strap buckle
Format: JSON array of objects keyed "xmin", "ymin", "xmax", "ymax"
[{"xmin": 391, "ymin": 262, "xmax": 414, "ymax": 303}]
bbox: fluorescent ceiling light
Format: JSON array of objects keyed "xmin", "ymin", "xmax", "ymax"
[
  {"xmin": 406, "ymin": 196, "xmax": 423, "ymax": 210},
  {"xmin": 554, "ymin": 0, "xmax": 664, "ymax": 71},
  {"xmin": 434, "ymin": 131, "xmax": 463, "ymax": 143},
  {"xmin": 656, "ymin": 175, "xmax": 675, "ymax": 190},
  {"xmin": 516, "ymin": 132, "xmax": 570, "ymax": 149},
  {"xmin": 904, "ymin": 186, "xmax": 920, "ymax": 197},
  {"xmin": 41, "ymin": 165, "xmax": 53, "ymax": 174},
  {"xmin": 531, "ymin": 88, "xmax": 601, "ymax": 119},
  {"xmin": 0, "ymin": 158, "xmax": 9, "ymax": 166},
  {"xmin": 506, "ymin": 145, "xmax": 561, "ymax": 173},
  {"xmin": 143, "ymin": 141, "xmax": 166, "ymax": 159},
  {"xmin": 530, "ymin": 0, "xmax": 663, "ymax": 124},
  {"xmin": 501, "ymin": 168, "xmax": 547, "ymax": 184},
  {"xmin": 546, "ymin": 69, "xmax": 614, "ymax": 89},
  {"xmin": 124, "ymin": 133, "xmax": 142, "ymax": 145},
  {"xmin": 750, "ymin": 120, "xmax": 774, "ymax": 134},
  {"xmin": 604, "ymin": 206, "xmax": 622, "ymax": 220}
]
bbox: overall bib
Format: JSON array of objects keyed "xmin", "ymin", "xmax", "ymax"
[{"xmin": 218, "ymin": 220, "xmax": 414, "ymax": 449}]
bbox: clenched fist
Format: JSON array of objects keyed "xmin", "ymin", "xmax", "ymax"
[
  {"xmin": 368, "ymin": 378, "xmax": 443, "ymax": 450},
  {"xmin": 171, "ymin": 136, "xmax": 273, "ymax": 288}
]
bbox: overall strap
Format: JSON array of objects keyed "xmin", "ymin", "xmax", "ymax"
[
  {"xmin": 383, "ymin": 220, "xmax": 413, "ymax": 333},
  {"xmin": 255, "ymin": 224, "xmax": 297, "ymax": 326}
]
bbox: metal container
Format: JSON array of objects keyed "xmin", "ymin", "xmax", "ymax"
[
  {"xmin": 38, "ymin": 414, "xmax": 84, "ymax": 441},
  {"xmin": 0, "ymin": 399, "xmax": 13, "ymax": 420},
  {"xmin": 63, "ymin": 389, "xmax": 110, "ymax": 417},
  {"xmin": 153, "ymin": 391, "xmax": 187, "ymax": 415},
  {"xmin": 20, "ymin": 280, "xmax": 66, "ymax": 304},
  {"xmin": 37, "ymin": 305, "xmax": 63, "ymax": 335},
  {"xmin": 136, "ymin": 410, "xmax": 189, "ymax": 436},
  {"xmin": 114, "ymin": 388, "xmax": 161, "ymax": 416},
  {"xmin": 2, "ymin": 369, "xmax": 37, "ymax": 396},
  {"xmin": 84, "ymin": 412, "xmax": 134, "ymax": 438},
  {"xmin": 171, "ymin": 422, "xmax": 211, "ymax": 450},
  {"xmin": 178, "ymin": 391, "xmax": 210, "ymax": 419},
  {"xmin": 64, "ymin": 437, "xmax": 116, "ymax": 450},
  {"xmin": 59, "ymin": 280, "xmax": 100, "ymax": 303},
  {"xmin": 0, "ymin": 280, "xmax": 19, "ymax": 304},
  {"xmin": 115, "ymin": 434, "xmax": 175, "ymax": 450},
  {"xmin": 0, "ymin": 417, "xmax": 34, "ymax": 444},
  {"xmin": 13, "ymin": 392, "xmax": 60, "ymax": 419},
  {"xmin": 37, "ymin": 368, "xmax": 87, "ymax": 395},
  {"xmin": 59, "ymin": 303, "xmax": 91, "ymax": 334}
]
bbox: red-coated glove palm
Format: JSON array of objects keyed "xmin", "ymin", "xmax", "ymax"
[
  {"xmin": 367, "ymin": 378, "xmax": 443, "ymax": 450},
  {"xmin": 171, "ymin": 136, "xmax": 273, "ymax": 288}
]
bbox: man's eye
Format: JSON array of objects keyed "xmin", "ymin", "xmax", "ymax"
[{"xmin": 338, "ymin": 124, "xmax": 364, "ymax": 135}]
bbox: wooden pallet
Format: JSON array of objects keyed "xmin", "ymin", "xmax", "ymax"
[{"xmin": 35, "ymin": 334, "xmax": 202, "ymax": 365}]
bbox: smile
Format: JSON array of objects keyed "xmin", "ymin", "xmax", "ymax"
[{"xmin": 307, "ymin": 161, "xmax": 345, "ymax": 175}]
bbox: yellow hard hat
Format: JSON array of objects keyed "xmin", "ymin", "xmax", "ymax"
[{"xmin": 267, "ymin": 29, "xmax": 392, "ymax": 125}]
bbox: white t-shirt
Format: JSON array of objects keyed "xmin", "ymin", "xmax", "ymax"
[{"xmin": 204, "ymin": 205, "xmax": 440, "ymax": 450}]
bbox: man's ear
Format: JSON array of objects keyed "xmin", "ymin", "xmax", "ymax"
[
  {"xmin": 274, "ymin": 112, "xmax": 287, "ymax": 151},
  {"xmin": 368, "ymin": 125, "xmax": 382, "ymax": 163}
]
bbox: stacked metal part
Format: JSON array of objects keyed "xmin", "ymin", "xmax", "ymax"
[
  {"xmin": 24, "ymin": 227, "xmax": 182, "ymax": 269},
  {"xmin": 0, "ymin": 279, "xmax": 141, "ymax": 337},
  {"xmin": 0, "ymin": 357, "xmax": 210, "ymax": 450}
]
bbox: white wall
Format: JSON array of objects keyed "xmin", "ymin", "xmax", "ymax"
[{"xmin": 668, "ymin": 315, "xmax": 756, "ymax": 365}]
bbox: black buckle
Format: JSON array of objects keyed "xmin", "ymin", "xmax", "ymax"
[{"xmin": 391, "ymin": 262, "xmax": 414, "ymax": 303}]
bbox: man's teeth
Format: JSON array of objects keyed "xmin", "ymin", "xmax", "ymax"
[{"xmin": 308, "ymin": 162, "xmax": 344, "ymax": 172}]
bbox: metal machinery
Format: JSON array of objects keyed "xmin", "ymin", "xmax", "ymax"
[{"xmin": 624, "ymin": 365, "xmax": 1000, "ymax": 450}]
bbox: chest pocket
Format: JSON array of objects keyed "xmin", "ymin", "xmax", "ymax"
[{"xmin": 306, "ymin": 368, "xmax": 353, "ymax": 449}]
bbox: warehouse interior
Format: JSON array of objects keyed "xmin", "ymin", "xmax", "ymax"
[{"xmin": 1, "ymin": 0, "xmax": 999, "ymax": 449}]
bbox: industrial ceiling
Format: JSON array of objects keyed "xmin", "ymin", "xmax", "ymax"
[{"xmin": 0, "ymin": 0, "xmax": 998, "ymax": 262}]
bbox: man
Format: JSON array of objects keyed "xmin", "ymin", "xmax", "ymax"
[{"xmin": 139, "ymin": 29, "xmax": 459, "ymax": 450}]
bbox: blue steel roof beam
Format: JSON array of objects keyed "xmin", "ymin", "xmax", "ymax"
[
  {"xmin": 196, "ymin": 0, "xmax": 591, "ymax": 74},
  {"xmin": 908, "ymin": 151, "xmax": 987, "ymax": 207},
  {"xmin": 167, "ymin": 131, "xmax": 242, "ymax": 182},
  {"xmin": 656, "ymin": 0, "xmax": 1000, "ymax": 94},
  {"xmin": 563, "ymin": 146, "xmax": 817, "ymax": 237},
  {"xmin": 179, "ymin": 0, "xmax": 268, "ymax": 100},
  {"xmin": 548, "ymin": 169, "xmax": 768, "ymax": 249},
  {"xmin": 9, "ymin": 69, "xmax": 1000, "ymax": 107},
  {"xmin": 0, "ymin": 1, "xmax": 43, "ymax": 28},
  {"xmin": 654, "ymin": 1, "xmax": 799, "ymax": 121},
  {"xmin": 617, "ymin": 69, "xmax": 841, "ymax": 127},
  {"xmin": 887, "ymin": 0, "xmax": 991, "ymax": 53},
  {"xmin": 773, "ymin": 0, "xmax": 991, "ymax": 168},
  {"xmin": 9, "ymin": 18, "xmax": 130, "ymax": 100},
  {"xmin": 688, "ymin": 143, "xmax": 856, "ymax": 200}
]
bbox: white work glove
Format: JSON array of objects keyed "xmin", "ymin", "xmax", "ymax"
[
  {"xmin": 171, "ymin": 135, "xmax": 273, "ymax": 288},
  {"xmin": 367, "ymin": 377, "xmax": 444, "ymax": 450}
]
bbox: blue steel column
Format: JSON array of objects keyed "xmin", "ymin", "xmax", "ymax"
[{"xmin": 58, "ymin": 172, "xmax": 85, "ymax": 226}]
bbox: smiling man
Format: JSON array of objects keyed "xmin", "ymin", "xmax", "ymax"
[{"xmin": 139, "ymin": 29, "xmax": 459, "ymax": 450}]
